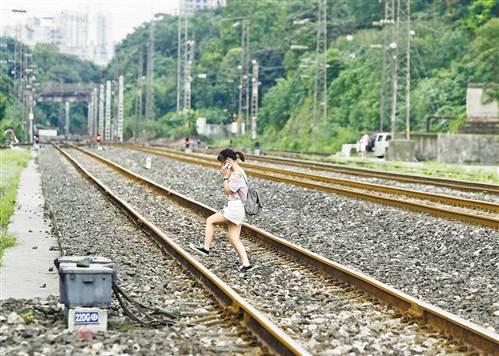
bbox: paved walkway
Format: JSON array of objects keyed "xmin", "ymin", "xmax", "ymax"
[{"xmin": 0, "ymin": 152, "xmax": 59, "ymax": 299}]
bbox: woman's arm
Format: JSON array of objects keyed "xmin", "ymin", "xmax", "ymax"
[{"xmin": 223, "ymin": 179, "xmax": 231, "ymax": 196}]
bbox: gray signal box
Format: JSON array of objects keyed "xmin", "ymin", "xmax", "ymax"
[
  {"xmin": 55, "ymin": 256, "xmax": 117, "ymax": 332},
  {"xmin": 56, "ymin": 256, "xmax": 116, "ymax": 308}
]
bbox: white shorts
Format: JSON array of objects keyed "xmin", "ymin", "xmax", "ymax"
[{"xmin": 222, "ymin": 200, "xmax": 246, "ymax": 225}]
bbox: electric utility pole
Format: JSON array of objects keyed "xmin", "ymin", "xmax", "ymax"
[
  {"xmin": 250, "ymin": 60, "xmax": 259, "ymax": 140},
  {"xmin": 176, "ymin": 15, "xmax": 184, "ymax": 113},
  {"xmin": 117, "ymin": 75, "xmax": 124, "ymax": 142},
  {"xmin": 105, "ymin": 80, "xmax": 111, "ymax": 141},
  {"xmin": 238, "ymin": 19, "xmax": 250, "ymax": 135},
  {"xmin": 177, "ymin": 6, "xmax": 193, "ymax": 126},
  {"xmin": 134, "ymin": 47, "xmax": 144, "ymax": 139},
  {"xmin": 98, "ymin": 84, "xmax": 105, "ymax": 137},
  {"xmin": 312, "ymin": 0, "xmax": 328, "ymax": 131},
  {"xmin": 382, "ymin": 0, "xmax": 412, "ymax": 139},
  {"xmin": 183, "ymin": 37, "xmax": 193, "ymax": 120},
  {"xmin": 145, "ymin": 25, "xmax": 154, "ymax": 121},
  {"xmin": 87, "ymin": 91, "xmax": 93, "ymax": 136},
  {"xmin": 92, "ymin": 88, "xmax": 98, "ymax": 136}
]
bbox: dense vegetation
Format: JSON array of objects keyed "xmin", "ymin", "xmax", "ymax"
[
  {"xmin": 105, "ymin": 0, "xmax": 497, "ymax": 152},
  {"xmin": 1, "ymin": 0, "xmax": 497, "ymax": 152}
]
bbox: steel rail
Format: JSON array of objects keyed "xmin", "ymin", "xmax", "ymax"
[
  {"xmin": 250, "ymin": 154, "xmax": 499, "ymax": 195},
  {"xmin": 54, "ymin": 145, "xmax": 309, "ymax": 356},
  {"xmin": 185, "ymin": 146, "xmax": 499, "ymax": 195},
  {"xmin": 71, "ymin": 144, "xmax": 499, "ymax": 354},
  {"xmin": 133, "ymin": 145, "xmax": 498, "ymax": 213},
  {"xmin": 122, "ymin": 145, "xmax": 499, "ymax": 229}
]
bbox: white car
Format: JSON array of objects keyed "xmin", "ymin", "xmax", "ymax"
[{"xmin": 367, "ymin": 132, "xmax": 392, "ymax": 158}]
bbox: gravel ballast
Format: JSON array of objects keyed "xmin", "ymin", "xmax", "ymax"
[
  {"xmin": 92, "ymin": 146, "xmax": 499, "ymax": 332},
  {"xmin": 245, "ymin": 158, "xmax": 499, "ymax": 204},
  {"xmin": 187, "ymin": 150, "xmax": 499, "ymax": 203},
  {"xmin": 65, "ymin": 147, "xmax": 475, "ymax": 354},
  {"xmin": 0, "ymin": 147, "xmax": 262, "ymax": 355}
]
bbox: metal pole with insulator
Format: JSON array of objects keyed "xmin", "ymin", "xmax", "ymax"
[{"xmin": 117, "ymin": 75, "xmax": 124, "ymax": 142}]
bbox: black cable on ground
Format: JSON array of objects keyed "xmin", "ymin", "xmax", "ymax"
[{"xmin": 112, "ymin": 283, "xmax": 177, "ymax": 327}]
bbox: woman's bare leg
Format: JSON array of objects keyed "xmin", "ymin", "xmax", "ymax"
[
  {"xmin": 227, "ymin": 223, "xmax": 250, "ymax": 266},
  {"xmin": 204, "ymin": 212, "xmax": 228, "ymax": 250}
]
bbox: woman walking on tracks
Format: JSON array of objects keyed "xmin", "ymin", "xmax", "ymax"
[{"xmin": 190, "ymin": 149, "xmax": 254, "ymax": 272}]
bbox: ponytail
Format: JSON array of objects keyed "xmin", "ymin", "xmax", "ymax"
[
  {"xmin": 235, "ymin": 151, "xmax": 245, "ymax": 162},
  {"xmin": 218, "ymin": 148, "xmax": 245, "ymax": 162}
]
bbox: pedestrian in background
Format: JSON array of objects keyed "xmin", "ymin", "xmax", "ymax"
[{"xmin": 360, "ymin": 133, "xmax": 369, "ymax": 158}]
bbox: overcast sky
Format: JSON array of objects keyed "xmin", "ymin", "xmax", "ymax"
[{"xmin": 1, "ymin": 0, "xmax": 178, "ymax": 44}]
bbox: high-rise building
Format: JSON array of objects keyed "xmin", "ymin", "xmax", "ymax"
[
  {"xmin": 94, "ymin": 13, "xmax": 111, "ymax": 65},
  {"xmin": 3, "ymin": 10, "xmax": 113, "ymax": 65}
]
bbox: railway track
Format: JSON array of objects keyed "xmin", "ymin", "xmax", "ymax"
[
  {"xmin": 121, "ymin": 144, "xmax": 499, "ymax": 229},
  {"xmin": 186, "ymin": 145, "xmax": 499, "ymax": 195},
  {"xmin": 36, "ymin": 148, "xmax": 266, "ymax": 355},
  {"xmin": 57, "ymin": 144, "xmax": 498, "ymax": 354},
  {"xmin": 53, "ymin": 145, "xmax": 307, "ymax": 356}
]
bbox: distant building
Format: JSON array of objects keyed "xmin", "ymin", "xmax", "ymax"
[
  {"xmin": 94, "ymin": 13, "xmax": 112, "ymax": 65},
  {"xmin": 466, "ymin": 84, "xmax": 498, "ymax": 119},
  {"xmin": 179, "ymin": 0, "xmax": 226, "ymax": 14},
  {"xmin": 462, "ymin": 84, "xmax": 499, "ymax": 135},
  {"xmin": 3, "ymin": 10, "xmax": 113, "ymax": 65}
]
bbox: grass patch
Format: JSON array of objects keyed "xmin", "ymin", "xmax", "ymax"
[
  {"xmin": 319, "ymin": 156, "xmax": 499, "ymax": 184},
  {"xmin": 108, "ymin": 320, "xmax": 136, "ymax": 331},
  {"xmin": 208, "ymin": 139, "xmax": 498, "ymax": 184},
  {"xmin": 0, "ymin": 230, "xmax": 16, "ymax": 262},
  {"xmin": 0, "ymin": 148, "xmax": 31, "ymax": 263}
]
